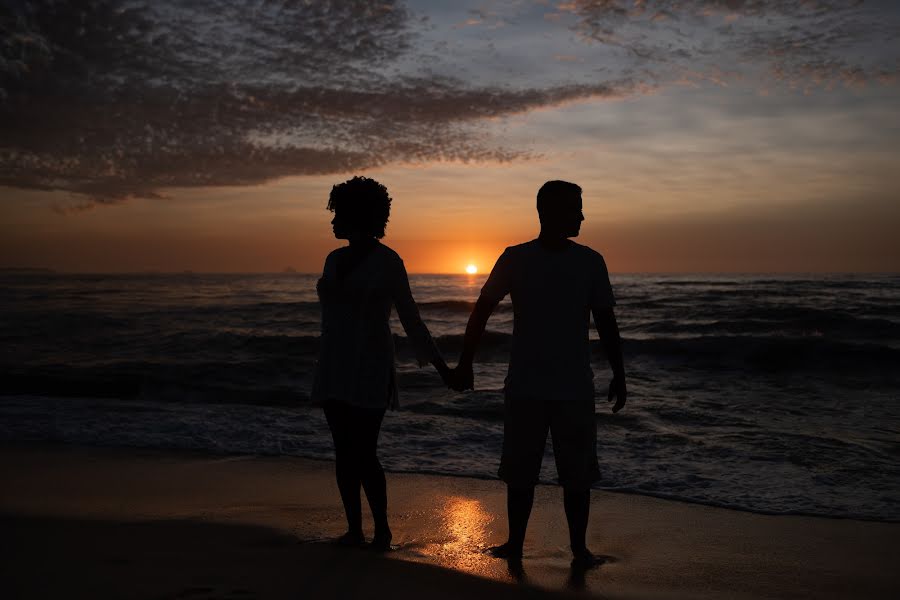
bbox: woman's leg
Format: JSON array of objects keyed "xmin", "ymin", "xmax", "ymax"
[
  {"xmin": 324, "ymin": 402, "xmax": 364, "ymax": 542},
  {"xmin": 357, "ymin": 407, "xmax": 390, "ymax": 547}
]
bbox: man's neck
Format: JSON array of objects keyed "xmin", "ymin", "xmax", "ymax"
[{"xmin": 537, "ymin": 231, "xmax": 570, "ymax": 250}]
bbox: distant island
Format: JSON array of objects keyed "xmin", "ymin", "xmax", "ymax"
[{"xmin": 282, "ymin": 267, "xmax": 298, "ymax": 273}]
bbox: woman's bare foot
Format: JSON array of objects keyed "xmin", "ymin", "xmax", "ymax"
[
  {"xmin": 336, "ymin": 530, "xmax": 366, "ymax": 547},
  {"xmin": 370, "ymin": 527, "xmax": 393, "ymax": 552}
]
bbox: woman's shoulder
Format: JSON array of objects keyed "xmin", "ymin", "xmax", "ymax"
[
  {"xmin": 321, "ymin": 246, "xmax": 340, "ymax": 263},
  {"xmin": 325, "ymin": 246, "xmax": 349, "ymax": 260},
  {"xmin": 374, "ymin": 242, "xmax": 404, "ymax": 265},
  {"xmin": 319, "ymin": 248, "xmax": 336, "ymax": 275}
]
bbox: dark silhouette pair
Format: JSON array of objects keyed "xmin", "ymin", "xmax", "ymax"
[{"xmin": 312, "ymin": 177, "xmax": 626, "ymax": 567}]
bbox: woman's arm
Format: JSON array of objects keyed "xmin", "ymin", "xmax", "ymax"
[{"xmin": 391, "ymin": 258, "xmax": 451, "ymax": 386}]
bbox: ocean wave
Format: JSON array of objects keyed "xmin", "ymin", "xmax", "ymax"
[
  {"xmin": 114, "ymin": 299, "xmax": 504, "ymax": 320},
  {"xmin": 653, "ymin": 277, "xmax": 900, "ymax": 289},
  {"xmin": 1, "ymin": 361, "xmax": 314, "ymax": 406},
  {"xmin": 2, "ymin": 274, "xmax": 898, "ymax": 522},
  {"xmin": 133, "ymin": 301, "xmax": 321, "ymax": 318},
  {"xmin": 4, "ymin": 328, "xmax": 896, "ymax": 405},
  {"xmin": 425, "ymin": 331, "xmax": 899, "ymax": 369},
  {"xmin": 626, "ymin": 313, "xmax": 900, "ymax": 338},
  {"xmin": 417, "ymin": 300, "xmax": 513, "ymax": 314},
  {"xmin": 417, "ymin": 299, "xmax": 475, "ymax": 311},
  {"xmin": 1, "ymin": 394, "xmax": 897, "ymax": 521},
  {"xmin": 622, "ymin": 335, "xmax": 900, "ymax": 371}
]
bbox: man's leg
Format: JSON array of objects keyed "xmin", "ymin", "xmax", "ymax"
[
  {"xmin": 563, "ymin": 486, "xmax": 590, "ymax": 557},
  {"xmin": 493, "ymin": 395, "xmax": 547, "ymax": 560},
  {"xmin": 551, "ymin": 396, "xmax": 601, "ymax": 565},
  {"xmin": 490, "ymin": 485, "xmax": 534, "ymax": 559}
]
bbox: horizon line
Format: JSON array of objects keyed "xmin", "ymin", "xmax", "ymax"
[{"xmin": 2, "ymin": 268, "xmax": 898, "ymax": 277}]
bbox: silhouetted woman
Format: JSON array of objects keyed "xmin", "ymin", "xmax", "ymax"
[{"xmin": 313, "ymin": 176, "xmax": 450, "ymax": 550}]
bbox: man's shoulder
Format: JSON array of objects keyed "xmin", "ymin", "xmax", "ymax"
[
  {"xmin": 501, "ymin": 240, "xmax": 607, "ymax": 263},
  {"xmin": 568, "ymin": 241, "xmax": 607, "ymax": 264},
  {"xmin": 490, "ymin": 241, "xmax": 536, "ymax": 266},
  {"xmin": 503, "ymin": 240, "xmax": 539, "ymax": 256}
]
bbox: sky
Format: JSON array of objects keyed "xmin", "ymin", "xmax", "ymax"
[{"xmin": 1, "ymin": 0, "xmax": 899, "ymax": 273}]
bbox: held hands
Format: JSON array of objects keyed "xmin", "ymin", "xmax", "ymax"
[
  {"xmin": 447, "ymin": 362, "xmax": 474, "ymax": 392},
  {"xmin": 435, "ymin": 360, "xmax": 474, "ymax": 391},
  {"xmin": 608, "ymin": 374, "xmax": 627, "ymax": 413}
]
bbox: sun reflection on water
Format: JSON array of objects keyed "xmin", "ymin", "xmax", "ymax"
[{"xmin": 421, "ymin": 496, "xmax": 495, "ymax": 575}]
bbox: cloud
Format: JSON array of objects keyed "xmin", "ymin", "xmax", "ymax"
[
  {"xmin": 1, "ymin": 1, "xmax": 896, "ymax": 207},
  {"xmin": 557, "ymin": 0, "xmax": 900, "ymax": 89},
  {"xmin": 0, "ymin": 0, "xmax": 632, "ymax": 206}
]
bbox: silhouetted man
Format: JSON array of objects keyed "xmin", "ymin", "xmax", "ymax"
[{"xmin": 452, "ymin": 180, "xmax": 626, "ymax": 568}]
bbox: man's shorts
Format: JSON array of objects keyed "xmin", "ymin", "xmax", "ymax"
[{"xmin": 498, "ymin": 394, "xmax": 600, "ymax": 489}]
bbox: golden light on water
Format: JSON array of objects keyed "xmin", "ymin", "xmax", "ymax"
[
  {"xmin": 419, "ymin": 496, "xmax": 495, "ymax": 575},
  {"xmin": 465, "ymin": 264, "xmax": 478, "ymax": 274}
]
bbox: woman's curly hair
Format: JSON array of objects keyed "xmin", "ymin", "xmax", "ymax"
[{"xmin": 327, "ymin": 176, "xmax": 392, "ymax": 239}]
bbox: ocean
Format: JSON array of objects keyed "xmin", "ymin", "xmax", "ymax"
[{"xmin": 1, "ymin": 272, "xmax": 898, "ymax": 521}]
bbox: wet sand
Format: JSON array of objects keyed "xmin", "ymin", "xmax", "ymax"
[{"xmin": 1, "ymin": 443, "xmax": 897, "ymax": 599}]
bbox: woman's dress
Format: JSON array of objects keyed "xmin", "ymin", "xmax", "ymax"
[{"xmin": 312, "ymin": 242, "xmax": 440, "ymax": 409}]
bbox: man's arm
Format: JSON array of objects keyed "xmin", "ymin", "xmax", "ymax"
[
  {"xmin": 592, "ymin": 306, "xmax": 626, "ymax": 412},
  {"xmin": 452, "ymin": 294, "xmax": 501, "ymax": 390}
]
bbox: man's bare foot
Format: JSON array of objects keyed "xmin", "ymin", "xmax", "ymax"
[
  {"xmin": 336, "ymin": 531, "xmax": 366, "ymax": 547},
  {"xmin": 570, "ymin": 548, "xmax": 606, "ymax": 569},
  {"xmin": 486, "ymin": 542, "xmax": 523, "ymax": 560}
]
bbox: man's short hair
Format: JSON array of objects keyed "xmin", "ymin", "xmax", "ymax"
[{"xmin": 537, "ymin": 180, "xmax": 582, "ymax": 215}]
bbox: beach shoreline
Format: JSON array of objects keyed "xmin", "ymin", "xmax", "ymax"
[{"xmin": 1, "ymin": 442, "xmax": 898, "ymax": 599}]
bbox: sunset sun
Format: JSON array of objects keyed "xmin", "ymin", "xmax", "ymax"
[{"xmin": 465, "ymin": 264, "xmax": 478, "ymax": 275}]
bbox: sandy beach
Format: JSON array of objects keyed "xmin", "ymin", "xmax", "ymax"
[{"xmin": 1, "ymin": 442, "xmax": 897, "ymax": 599}]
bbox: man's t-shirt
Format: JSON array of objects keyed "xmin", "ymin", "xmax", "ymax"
[{"xmin": 480, "ymin": 239, "xmax": 616, "ymax": 402}]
